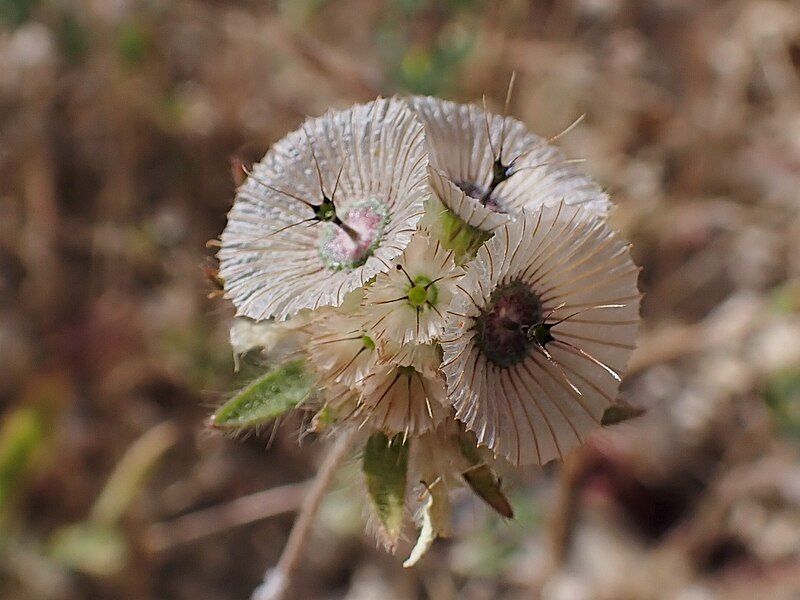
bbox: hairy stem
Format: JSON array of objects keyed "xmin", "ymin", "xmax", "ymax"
[{"xmin": 251, "ymin": 429, "xmax": 356, "ymax": 600}]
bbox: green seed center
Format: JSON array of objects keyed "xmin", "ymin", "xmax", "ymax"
[
  {"xmin": 407, "ymin": 285, "xmax": 428, "ymax": 307},
  {"xmin": 315, "ymin": 198, "xmax": 337, "ymax": 222},
  {"xmin": 407, "ymin": 276, "xmax": 437, "ymax": 308}
]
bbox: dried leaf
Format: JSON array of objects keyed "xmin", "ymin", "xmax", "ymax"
[
  {"xmin": 601, "ymin": 399, "xmax": 646, "ymax": 426},
  {"xmin": 404, "ymin": 493, "xmax": 435, "ymax": 567},
  {"xmin": 462, "ymin": 465, "xmax": 514, "ymax": 519},
  {"xmin": 459, "ymin": 437, "xmax": 513, "ymax": 518},
  {"xmin": 211, "ymin": 359, "xmax": 315, "ymax": 430},
  {"xmin": 403, "ymin": 483, "xmax": 451, "ymax": 567}
]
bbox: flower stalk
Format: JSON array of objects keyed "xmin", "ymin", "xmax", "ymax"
[{"xmin": 251, "ymin": 428, "xmax": 356, "ymax": 600}]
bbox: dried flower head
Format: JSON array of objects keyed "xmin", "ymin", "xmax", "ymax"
[
  {"xmin": 440, "ymin": 204, "xmax": 641, "ymax": 466},
  {"xmin": 356, "ymin": 362, "xmax": 448, "ymax": 437},
  {"xmin": 409, "ymin": 95, "xmax": 610, "ymax": 232},
  {"xmin": 363, "ymin": 231, "xmax": 463, "ymax": 349},
  {"xmin": 218, "ymin": 98, "xmax": 428, "ymax": 321},
  {"xmin": 214, "ymin": 90, "xmax": 644, "ymax": 579},
  {"xmin": 307, "ymin": 311, "xmax": 378, "ymax": 389}
]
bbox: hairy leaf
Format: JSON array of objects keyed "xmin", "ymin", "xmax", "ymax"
[
  {"xmin": 363, "ymin": 433, "xmax": 409, "ymax": 550},
  {"xmin": 212, "ymin": 359, "xmax": 315, "ymax": 429}
]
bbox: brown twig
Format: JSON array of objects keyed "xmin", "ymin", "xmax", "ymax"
[
  {"xmin": 144, "ymin": 481, "xmax": 310, "ymax": 553},
  {"xmin": 251, "ymin": 429, "xmax": 356, "ymax": 600},
  {"xmin": 547, "ymin": 448, "xmax": 587, "ymax": 570}
]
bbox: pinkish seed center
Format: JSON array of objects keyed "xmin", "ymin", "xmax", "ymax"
[
  {"xmin": 319, "ymin": 198, "xmax": 388, "ymax": 271},
  {"xmin": 455, "ymin": 180, "xmax": 506, "ymax": 213}
]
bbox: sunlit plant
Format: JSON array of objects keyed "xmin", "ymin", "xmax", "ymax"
[{"xmin": 212, "ymin": 87, "xmax": 641, "ymax": 599}]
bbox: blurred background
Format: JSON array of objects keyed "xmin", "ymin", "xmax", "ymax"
[{"xmin": 1, "ymin": 0, "xmax": 800, "ymax": 598}]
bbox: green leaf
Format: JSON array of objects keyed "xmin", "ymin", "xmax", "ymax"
[
  {"xmin": 89, "ymin": 422, "xmax": 177, "ymax": 526},
  {"xmin": 459, "ymin": 437, "xmax": 514, "ymax": 519},
  {"xmin": 44, "ymin": 423, "xmax": 174, "ymax": 577},
  {"xmin": 48, "ymin": 523, "xmax": 127, "ymax": 577},
  {"xmin": 0, "ymin": 406, "xmax": 45, "ymax": 515},
  {"xmin": 0, "ymin": 375, "xmax": 65, "ymax": 522},
  {"xmin": 212, "ymin": 359, "xmax": 315, "ymax": 430},
  {"xmin": 765, "ymin": 370, "xmax": 800, "ymax": 438},
  {"xmin": 117, "ymin": 21, "xmax": 149, "ymax": 69},
  {"xmin": 363, "ymin": 433, "xmax": 409, "ymax": 550},
  {"xmin": 601, "ymin": 399, "xmax": 646, "ymax": 426},
  {"xmin": 58, "ymin": 12, "xmax": 90, "ymax": 64},
  {"xmin": 0, "ymin": 0, "xmax": 39, "ymax": 26}
]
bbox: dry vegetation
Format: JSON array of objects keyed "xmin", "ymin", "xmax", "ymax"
[{"xmin": 1, "ymin": 0, "xmax": 799, "ymax": 598}]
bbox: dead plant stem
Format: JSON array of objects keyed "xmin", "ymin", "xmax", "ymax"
[{"xmin": 251, "ymin": 429, "xmax": 356, "ymax": 600}]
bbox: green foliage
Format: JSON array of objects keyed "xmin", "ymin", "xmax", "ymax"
[
  {"xmin": 0, "ymin": 0, "xmax": 38, "ymax": 26},
  {"xmin": 278, "ymin": 0, "xmax": 330, "ymax": 26},
  {"xmin": 46, "ymin": 422, "xmax": 176, "ymax": 576},
  {"xmin": 159, "ymin": 324, "xmax": 232, "ymax": 389},
  {"xmin": 462, "ymin": 464, "xmax": 514, "ymax": 519},
  {"xmin": 362, "ymin": 433, "xmax": 409, "ymax": 549},
  {"xmin": 0, "ymin": 406, "xmax": 45, "ymax": 516},
  {"xmin": 58, "ymin": 12, "xmax": 90, "ymax": 64},
  {"xmin": 0, "ymin": 375, "xmax": 63, "ymax": 524},
  {"xmin": 765, "ymin": 370, "xmax": 800, "ymax": 438},
  {"xmin": 771, "ymin": 280, "xmax": 800, "ymax": 313},
  {"xmin": 117, "ymin": 21, "xmax": 149, "ymax": 68},
  {"xmin": 378, "ymin": 0, "xmax": 483, "ymax": 95},
  {"xmin": 48, "ymin": 523, "xmax": 127, "ymax": 577},
  {"xmin": 451, "ymin": 489, "xmax": 539, "ymax": 578},
  {"xmin": 212, "ymin": 360, "xmax": 315, "ymax": 430},
  {"xmin": 89, "ymin": 422, "xmax": 177, "ymax": 526}
]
